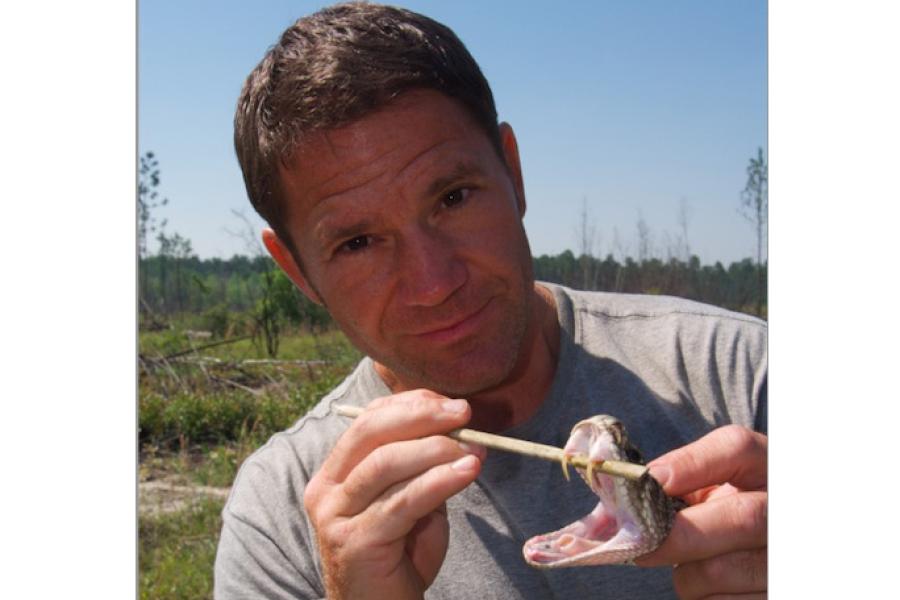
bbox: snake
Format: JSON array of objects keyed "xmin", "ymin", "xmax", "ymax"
[{"xmin": 523, "ymin": 415, "xmax": 685, "ymax": 568}]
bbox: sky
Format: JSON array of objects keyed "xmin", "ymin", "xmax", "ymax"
[
  {"xmin": 139, "ymin": 0, "xmax": 767, "ymax": 265},
  {"xmin": 10, "ymin": 3, "xmax": 900, "ymax": 595}
]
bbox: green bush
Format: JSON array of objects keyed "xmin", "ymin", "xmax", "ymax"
[
  {"xmin": 139, "ymin": 371, "xmax": 341, "ymax": 448},
  {"xmin": 139, "ymin": 392, "xmax": 254, "ymax": 446},
  {"xmin": 201, "ymin": 304, "xmax": 230, "ymax": 338}
]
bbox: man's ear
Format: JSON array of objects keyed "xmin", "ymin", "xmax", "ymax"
[
  {"xmin": 498, "ymin": 122, "xmax": 526, "ymax": 218},
  {"xmin": 261, "ymin": 228, "xmax": 324, "ymax": 305}
]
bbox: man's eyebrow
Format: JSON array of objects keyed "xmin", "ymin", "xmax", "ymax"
[{"xmin": 424, "ymin": 161, "xmax": 486, "ymax": 198}]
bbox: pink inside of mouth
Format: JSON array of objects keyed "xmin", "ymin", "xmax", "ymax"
[{"xmin": 523, "ymin": 501, "xmax": 619, "ymax": 564}]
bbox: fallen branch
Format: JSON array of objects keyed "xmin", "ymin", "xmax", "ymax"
[{"xmin": 143, "ymin": 334, "xmax": 253, "ymax": 363}]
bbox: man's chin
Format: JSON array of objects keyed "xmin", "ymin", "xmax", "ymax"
[{"xmin": 377, "ymin": 351, "xmax": 517, "ymax": 398}]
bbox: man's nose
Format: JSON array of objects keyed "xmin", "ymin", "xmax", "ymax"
[{"xmin": 397, "ymin": 227, "xmax": 467, "ymax": 307}]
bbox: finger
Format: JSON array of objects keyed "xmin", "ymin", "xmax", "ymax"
[
  {"xmin": 693, "ymin": 595, "xmax": 766, "ymax": 600},
  {"xmin": 362, "ymin": 452, "xmax": 482, "ymax": 544},
  {"xmin": 648, "ymin": 425, "xmax": 767, "ymax": 496},
  {"xmin": 323, "ymin": 391, "xmax": 472, "ymax": 482},
  {"xmin": 684, "ymin": 483, "xmax": 740, "ymax": 506},
  {"xmin": 636, "ymin": 490, "xmax": 767, "ymax": 566},
  {"xmin": 406, "ymin": 506, "xmax": 450, "ymax": 589},
  {"xmin": 337, "ymin": 435, "xmax": 484, "ymax": 515},
  {"xmin": 671, "ymin": 548, "xmax": 767, "ymax": 599}
]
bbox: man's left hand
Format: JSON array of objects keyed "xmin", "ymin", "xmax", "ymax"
[{"xmin": 635, "ymin": 425, "xmax": 767, "ymax": 599}]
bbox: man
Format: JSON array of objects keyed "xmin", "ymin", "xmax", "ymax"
[{"xmin": 215, "ymin": 3, "xmax": 767, "ymax": 599}]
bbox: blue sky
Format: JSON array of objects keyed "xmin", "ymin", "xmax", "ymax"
[{"xmin": 139, "ymin": 0, "xmax": 767, "ymax": 264}]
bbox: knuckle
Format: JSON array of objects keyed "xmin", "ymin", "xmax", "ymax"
[
  {"xmin": 382, "ymin": 483, "xmax": 413, "ymax": 518},
  {"xmin": 411, "ymin": 389, "xmax": 445, "ymax": 411},
  {"xmin": 343, "ymin": 446, "xmax": 391, "ymax": 499},
  {"xmin": 318, "ymin": 518, "xmax": 352, "ymax": 555},
  {"xmin": 731, "ymin": 491, "xmax": 768, "ymax": 539},
  {"xmin": 366, "ymin": 395, "xmax": 389, "ymax": 410},
  {"xmin": 696, "ymin": 553, "xmax": 729, "ymax": 586},
  {"xmin": 719, "ymin": 424, "xmax": 756, "ymax": 454},
  {"xmin": 303, "ymin": 476, "xmax": 323, "ymax": 515},
  {"xmin": 351, "ymin": 413, "xmax": 377, "ymax": 439},
  {"xmin": 677, "ymin": 549, "xmax": 768, "ymax": 598},
  {"xmin": 413, "ymin": 388, "xmax": 442, "ymax": 400},
  {"xmin": 727, "ymin": 548, "xmax": 767, "ymax": 587},
  {"xmin": 364, "ymin": 445, "xmax": 394, "ymax": 483}
]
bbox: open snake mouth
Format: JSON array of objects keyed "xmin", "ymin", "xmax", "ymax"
[{"xmin": 523, "ymin": 416, "xmax": 678, "ymax": 568}]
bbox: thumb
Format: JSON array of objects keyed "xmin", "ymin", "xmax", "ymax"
[{"xmin": 648, "ymin": 425, "xmax": 767, "ymax": 497}]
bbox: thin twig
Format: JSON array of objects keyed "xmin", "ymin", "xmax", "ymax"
[{"xmin": 334, "ymin": 404, "xmax": 648, "ymax": 481}]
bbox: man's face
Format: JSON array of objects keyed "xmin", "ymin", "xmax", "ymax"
[{"xmin": 277, "ymin": 90, "xmax": 535, "ymax": 396}]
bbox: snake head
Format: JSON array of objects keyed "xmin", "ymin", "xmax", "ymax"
[{"xmin": 523, "ymin": 415, "xmax": 678, "ymax": 568}]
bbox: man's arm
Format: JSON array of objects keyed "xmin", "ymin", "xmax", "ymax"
[{"xmin": 635, "ymin": 425, "xmax": 767, "ymax": 599}]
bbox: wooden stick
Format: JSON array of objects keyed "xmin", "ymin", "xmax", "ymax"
[{"xmin": 334, "ymin": 404, "xmax": 648, "ymax": 481}]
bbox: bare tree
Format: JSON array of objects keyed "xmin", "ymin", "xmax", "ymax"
[
  {"xmin": 226, "ymin": 210, "xmax": 283, "ymax": 357},
  {"xmin": 740, "ymin": 147, "xmax": 768, "ymax": 316},
  {"xmin": 611, "ymin": 226, "xmax": 627, "ymax": 292},
  {"xmin": 677, "ymin": 197, "xmax": 692, "ymax": 262},
  {"xmin": 138, "ymin": 151, "xmax": 168, "ymax": 310},
  {"xmin": 138, "ymin": 151, "xmax": 168, "ymax": 259},
  {"xmin": 636, "ymin": 209, "xmax": 653, "ymax": 263},
  {"xmin": 574, "ymin": 197, "xmax": 600, "ymax": 290}
]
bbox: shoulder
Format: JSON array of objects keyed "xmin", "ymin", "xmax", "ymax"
[
  {"xmin": 548, "ymin": 284, "xmax": 766, "ymax": 353},
  {"xmin": 224, "ymin": 358, "xmax": 380, "ymax": 518},
  {"xmin": 564, "ymin": 285, "xmax": 765, "ymax": 329},
  {"xmin": 215, "ymin": 361, "xmax": 381, "ymax": 599},
  {"xmin": 543, "ymin": 284, "xmax": 767, "ymax": 434}
]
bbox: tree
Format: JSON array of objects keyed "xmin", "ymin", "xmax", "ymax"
[
  {"xmin": 163, "ymin": 232, "xmax": 195, "ymax": 313},
  {"xmin": 138, "ymin": 151, "xmax": 169, "ymax": 257},
  {"xmin": 740, "ymin": 147, "xmax": 768, "ymax": 317},
  {"xmin": 138, "ymin": 151, "xmax": 168, "ymax": 310},
  {"xmin": 635, "ymin": 209, "xmax": 652, "ymax": 263},
  {"xmin": 574, "ymin": 197, "xmax": 599, "ymax": 290},
  {"xmin": 677, "ymin": 197, "xmax": 692, "ymax": 263},
  {"xmin": 227, "ymin": 210, "xmax": 288, "ymax": 357}
]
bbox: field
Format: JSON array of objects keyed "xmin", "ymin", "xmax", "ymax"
[{"xmin": 138, "ymin": 326, "xmax": 361, "ymax": 599}]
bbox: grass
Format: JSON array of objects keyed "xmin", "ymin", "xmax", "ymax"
[
  {"xmin": 139, "ymin": 326, "xmax": 359, "ymax": 599},
  {"xmin": 139, "ymin": 326, "xmax": 357, "ymax": 363},
  {"xmin": 139, "ymin": 497, "xmax": 225, "ymax": 600}
]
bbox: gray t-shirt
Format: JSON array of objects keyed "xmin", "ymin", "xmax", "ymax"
[{"xmin": 214, "ymin": 284, "xmax": 767, "ymax": 599}]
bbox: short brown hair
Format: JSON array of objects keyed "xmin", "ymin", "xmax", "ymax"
[{"xmin": 234, "ymin": 1, "xmax": 501, "ymax": 254}]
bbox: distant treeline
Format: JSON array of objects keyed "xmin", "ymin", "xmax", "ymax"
[
  {"xmin": 533, "ymin": 251, "xmax": 766, "ymax": 317},
  {"xmin": 139, "ymin": 254, "xmax": 332, "ymax": 337},
  {"xmin": 139, "ymin": 251, "xmax": 766, "ymax": 324},
  {"xmin": 141, "ymin": 254, "xmax": 277, "ymax": 314}
]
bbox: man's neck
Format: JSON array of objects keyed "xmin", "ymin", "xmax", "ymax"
[{"xmin": 464, "ymin": 283, "xmax": 560, "ymax": 432}]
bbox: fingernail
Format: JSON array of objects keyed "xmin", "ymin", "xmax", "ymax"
[
  {"xmin": 451, "ymin": 454, "xmax": 478, "ymax": 471},
  {"xmin": 442, "ymin": 399, "xmax": 468, "ymax": 413},
  {"xmin": 458, "ymin": 441, "xmax": 486, "ymax": 457},
  {"xmin": 649, "ymin": 464, "xmax": 672, "ymax": 487}
]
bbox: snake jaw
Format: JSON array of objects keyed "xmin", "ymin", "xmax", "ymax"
[{"xmin": 523, "ymin": 415, "xmax": 678, "ymax": 568}]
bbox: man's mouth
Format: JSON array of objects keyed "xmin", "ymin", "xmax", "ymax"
[{"xmin": 410, "ymin": 297, "xmax": 494, "ymax": 345}]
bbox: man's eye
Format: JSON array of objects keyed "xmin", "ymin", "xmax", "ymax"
[
  {"xmin": 442, "ymin": 188, "xmax": 470, "ymax": 208},
  {"xmin": 341, "ymin": 236, "xmax": 370, "ymax": 252}
]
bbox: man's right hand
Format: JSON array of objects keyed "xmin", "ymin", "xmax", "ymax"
[{"xmin": 303, "ymin": 390, "xmax": 484, "ymax": 600}]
